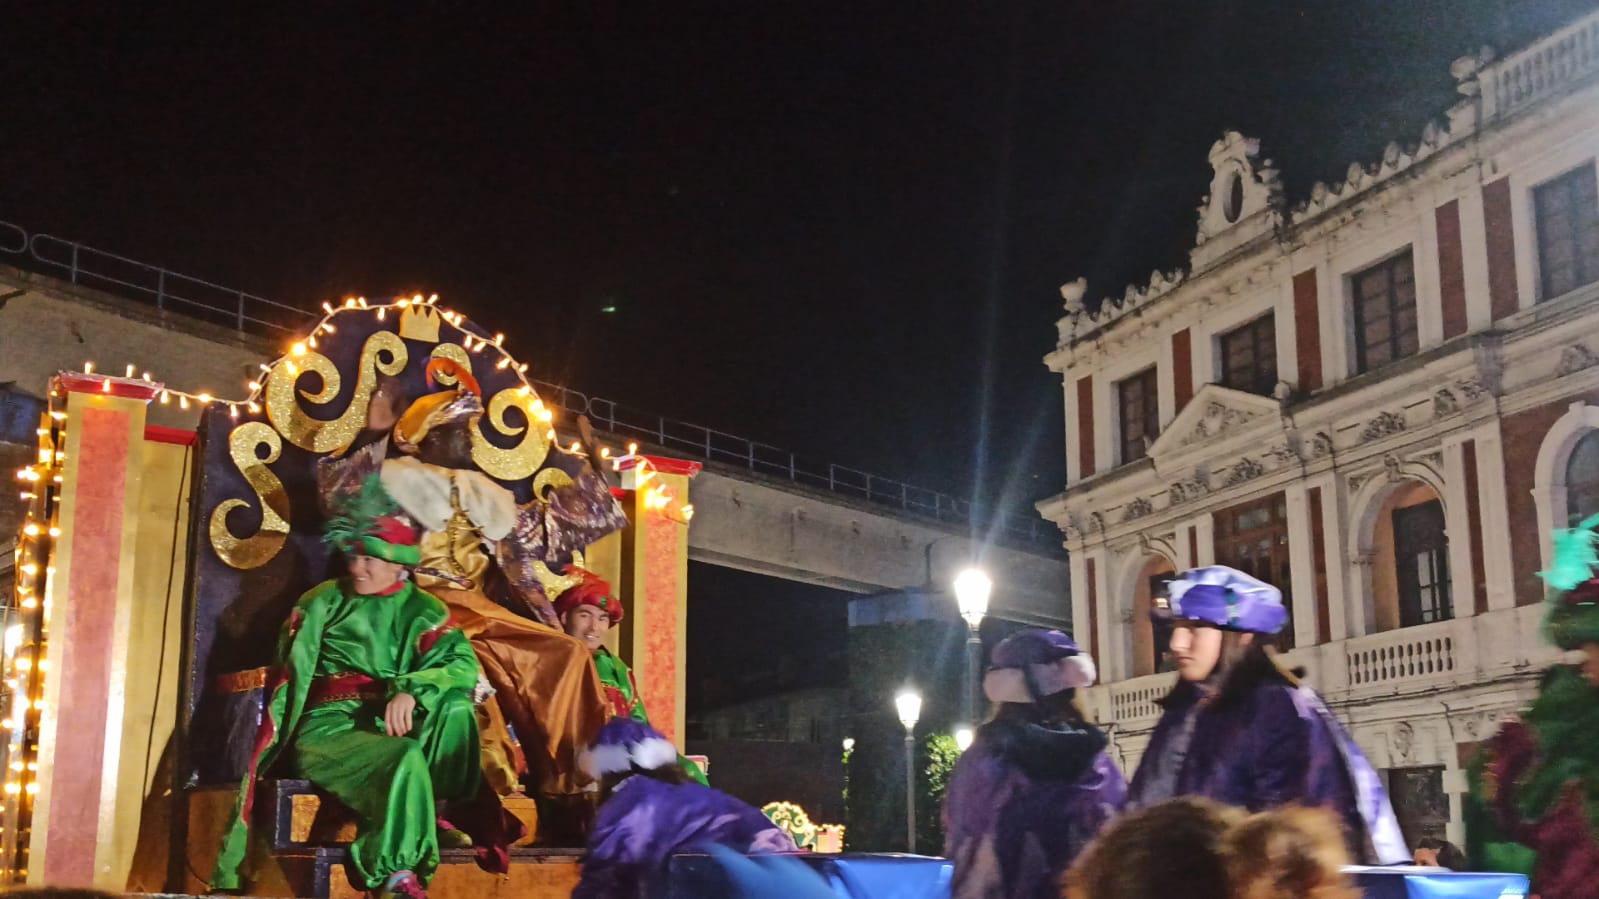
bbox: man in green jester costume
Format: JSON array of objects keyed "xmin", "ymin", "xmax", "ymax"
[
  {"xmin": 554, "ymin": 565, "xmax": 707, "ymax": 785},
  {"xmin": 213, "ymin": 477, "xmax": 496, "ymax": 899},
  {"xmin": 1466, "ymin": 512, "xmax": 1599, "ymax": 897}
]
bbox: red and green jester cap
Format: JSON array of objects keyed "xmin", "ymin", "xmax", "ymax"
[
  {"xmin": 553, "ymin": 565, "xmax": 624, "ymax": 624},
  {"xmin": 323, "ymin": 474, "xmax": 422, "ymax": 567},
  {"xmin": 1538, "ymin": 512, "xmax": 1599, "ymax": 650}
]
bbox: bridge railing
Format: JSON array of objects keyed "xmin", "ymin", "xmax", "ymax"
[{"xmin": 0, "ymin": 217, "xmax": 1060, "ymax": 548}]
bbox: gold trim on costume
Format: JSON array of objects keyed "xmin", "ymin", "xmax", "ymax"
[{"xmin": 471, "ymin": 387, "xmax": 552, "ymax": 481}]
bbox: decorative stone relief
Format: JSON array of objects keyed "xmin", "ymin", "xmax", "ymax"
[
  {"xmin": 1121, "ymin": 497, "xmax": 1154, "ymax": 522},
  {"xmin": 1392, "ymin": 721, "xmax": 1415, "ymax": 763},
  {"xmin": 1454, "ymin": 378, "xmax": 1488, "ymax": 400},
  {"xmin": 1266, "ymin": 443, "xmax": 1301, "ymax": 467},
  {"xmin": 1433, "ymin": 388, "xmax": 1459, "ymax": 417},
  {"xmin": 1361, "ymin": 411, "xmax": 1407, "ymax": 442},
  {"xmin": 1558, "ymin": 344, "xmax": 1599, "ymax": 377},
  {"xmin": 1383, "ymin": 453, "xmax": 1404, "ymax": 483},
  {"xmin": 1223, "ymin": 457, "xmax": 1265, "ymax": 487},
  {"xmin": 1311, "ymin": 432, "xmax": 1334, "ymax": 458},
  {"xmin": 1185, "ymin": 402, "xmax": 1264, "ymax": 446},
  {"xmin": 1088, "ymin": 512, "xmax": 1105, "ymax": 535},
  {"xmin": 1168, "ymin": 474, "xmax": 1211, "ymax": 506}
]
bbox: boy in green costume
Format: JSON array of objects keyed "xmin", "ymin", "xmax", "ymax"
[
  {"xmin": 213, "ymin": 478, "xmax": 497, "ymax": 899},
  {"xmin": 555, "ymin": 565, "xmax": 707, "ymax": 784},
  {"xmin": 1466, "ymin": 512, "xmax": 1599, "ymax": 896}
]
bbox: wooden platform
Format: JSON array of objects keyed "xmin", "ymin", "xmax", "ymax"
[{"xmin": 183, "ymin": 784, "xmax": 575, "ymax": 899}]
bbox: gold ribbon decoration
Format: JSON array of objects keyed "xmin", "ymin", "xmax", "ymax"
[
  {"xmin": 471, "ymin": 387, "xmax": 552, "ymax": 481},
  {"xmin": 266, "ymin": 330, "xmax": 408, "ymax": 455},
  {"xmin": 209, "ymin": 422, "xmax": 291, "ymax": 570}
]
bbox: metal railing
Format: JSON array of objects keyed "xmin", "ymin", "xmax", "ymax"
[{"xmin": 0, "ymin": 217, "xmax": 1059, "ymax": 547}]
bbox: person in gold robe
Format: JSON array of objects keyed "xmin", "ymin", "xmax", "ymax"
[{"xmin": 319, "ymin": 359, "xmax": 625, "ymax": 840}]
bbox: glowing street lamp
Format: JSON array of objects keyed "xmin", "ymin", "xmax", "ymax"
[
  {"xmin": 954, "ymin": 725, "xmax": 974, "ymax": 752},
  {"xmin": 953, "ymin": 568, "xmax": 992, "ymax": 723},
  {"xmin": 895, "ymin": 688, "xmax": 922, "ymax": 853}
]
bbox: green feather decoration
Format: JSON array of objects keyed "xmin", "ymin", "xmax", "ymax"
[
  {"xmin": 323, "ymin": 474, "xmax": 402, "ymax": 553},
  {"xmin": 1537, "ymin": 512, "xmax": 1599, "ymax": 593}
]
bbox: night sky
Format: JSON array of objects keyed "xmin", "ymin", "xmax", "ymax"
[{"xmin": 4, "ymin": 1, "xmax": 1595, "ymax": 708}]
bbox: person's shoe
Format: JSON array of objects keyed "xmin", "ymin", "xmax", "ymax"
[
  {"xmin": 437, "ymin": 818, "xmax": 474, "ymax": 849},
  {"xmin": 374, "ymin": 871, "xmax": 427, "ymax": 899}
]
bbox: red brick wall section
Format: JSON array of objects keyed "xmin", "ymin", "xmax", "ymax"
[
  {"xmin": 1483, "ymin": 178, "xmax": 1521, "ymax": 321},
  {"xmin": 1171, "ymin": 328, "xmax": 1193, "ymax": 414},
  {"xmin": 1292, "ymin": 270, "xmax": 1322, "ymax": 392},
  {"xmin": 1076, "ymin": 375, "xmax": 1095, "ymax": 478},
  {"xmin": 1436, "ymin": 199, "xmax": 1468, "ymax": 339},
  {"xmin": 1462, "ymin": 440, "xmax": 1489, "ymax": 616},
  {"xmin": 1309, "ymin": 486, "xmax": 1330, "ymax": 643},
  {"xmin": 1502, "ymin": 402, "xmax": 1593, "ymax": 606},
  {"xmin": 1086, "ymin": 557, "xmax": 1100, "ymax": 663}
]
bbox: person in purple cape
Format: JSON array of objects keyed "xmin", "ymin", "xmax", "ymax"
[
  {"xmin": 1126, "ymin": 565, "xmax": 1409, "ymax": 865},
  {"xmin": 942, "ymin": 628, "xmax": 1126, "ymax": 899},
  {"xmin": 572, "ymin": 718, "xmax": 795, "ymax": 899}
]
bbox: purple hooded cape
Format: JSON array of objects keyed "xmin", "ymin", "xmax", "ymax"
[
  {"xmin": 1127, "ymin": 678, "xmax": 1408, "ymax": 865},
  {"xmin": 573, "ymin": 776, "xmax": 797, "ymax": 899},
  {"xmin": 942, "ymin": 718, "xmax": 1127, "ymax": 899}
]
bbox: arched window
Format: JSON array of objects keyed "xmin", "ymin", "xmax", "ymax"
[{"xmin": 1567, "ymin": 430, "xmax": 1599, "ymax": 524}]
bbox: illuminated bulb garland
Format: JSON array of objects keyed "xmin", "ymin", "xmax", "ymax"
[
  {"xmin": 69, "ymin": 293, "xmax": 699, "ymax": 517},
  {"xmin": 2, "ymin": 398, "xmax": 63, "ymax": 882}
]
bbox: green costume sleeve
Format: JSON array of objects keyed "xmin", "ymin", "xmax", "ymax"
[
  {"xmin": 389, "ymin": 589, "xmax": 480, "ymax": 711},
  {"xmin": 392, "ymin": 627, "xmax": 479, "ymax": 710}
]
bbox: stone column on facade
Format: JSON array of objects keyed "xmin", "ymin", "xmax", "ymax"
[
  {"xmin": 1472, "ymin": 421, "xmax": 1516, "ymax": 610},
  {"xmin": 1069, "ymin": 550, "xmax": 1091, "ymax": 657},
  {"xmin": 1284, "ymin": 482, "xmax": 1319, "ymax": 647},
  {"xmin": 1193, "ymin": 512, "xmax": 1216, "ymax": 567},
  {"xmin": 1348, "ymin": 552, "xmax": 1377, "ymax": 637},
  {"xmin": 1064, "ymin": 371, "xmax": 1082, "ymax": 482},
  {"xmin": 1174, "ymin": 521, "xmax": 1194, "ymax": 571},
  {"xmin": 1456, "ymin": 183, "xmax": 1494, "ymax": 331},
  {"xmin": 1441, "ymin": 437, "xmax": 1480, "ymax": 617},
  {"xmin": 1089, "ymin": 546, "xmax": 1118, "ymax": 683},
  {"xmin": 1317, "ymin": 473, "xmax": 1355, "ymax": 640},
  {"xmin": 1157, "ymin": 332, "xmax": 1176, "ymax": 429}
]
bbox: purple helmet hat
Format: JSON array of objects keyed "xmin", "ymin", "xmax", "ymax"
[
  {"xmin": 580, "ymin": 717, "xmax": 680, "ymax": 779},
  {"xmin": 1153, "ymin": 565, "xmax": 1288, "ymax": 635},
  {"xmin": 982, "ymin": 628, "xmax": 1098, "ymax": 704}
]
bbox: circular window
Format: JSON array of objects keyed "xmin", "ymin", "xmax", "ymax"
[{"xmin": 1221, "ymin": 171, "xmax": 1245, "ymax": 223}]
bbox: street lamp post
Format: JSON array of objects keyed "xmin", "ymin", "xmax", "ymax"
[
  {"xmin": 894, "ymin": 688, "xmax": 922, "ymax": 853},
  {"xmin": 953, "ymin": 568, "xmax": 992, "ymax": 725}
]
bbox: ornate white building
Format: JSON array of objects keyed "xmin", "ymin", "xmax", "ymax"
[{"xmin": 1037, "ymin": 13, "xmax": 1599, "ymax": 845}]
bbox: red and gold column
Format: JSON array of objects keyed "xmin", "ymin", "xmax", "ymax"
[
  {"xmin": 10, "ymin": 372, "xmax": 179, "ymax": 890},
  {"xmin": 614, "ymin": 455, "xmax": 699, "ymax": 748}
]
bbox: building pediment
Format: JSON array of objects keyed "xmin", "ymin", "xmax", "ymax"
[{"xmin": 1147, "ymin": 383, "xmax": 1283, "ymax": 465}]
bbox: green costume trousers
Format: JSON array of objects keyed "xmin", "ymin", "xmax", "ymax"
[{"xmin": 289, "ymin": 692, "xmax": 480, "ymax": 889}]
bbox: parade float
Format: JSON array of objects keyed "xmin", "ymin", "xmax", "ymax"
[{"xmin": 2, "ymin": 295, "xmax": 703, "ymax": 897}]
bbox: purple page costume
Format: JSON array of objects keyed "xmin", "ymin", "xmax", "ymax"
[
  {"xmin": 943, "ymin": 718, "xmax": 1126, "ymax": 899},
  {"xmin": 1128, "ymin": 678, "xmax": 1408, "ymax": 864},
  {"xmin": 574, "ymin": 777, "xmax": 796, "ymax": 899}
]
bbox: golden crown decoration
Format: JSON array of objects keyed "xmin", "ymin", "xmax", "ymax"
[{"xmin": 399, "ymin": 303, "xmax": 442, "ymax": 343}]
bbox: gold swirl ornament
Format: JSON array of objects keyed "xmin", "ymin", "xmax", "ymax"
[
  {"xmin": 471, "ymin": 387, "xmax": 552, "ymax": 481},
  {"xmin": 267, "ymin": 330, "xmax": 408, "ymax": 455},
  {"xmin": 428, "ymin": 343, "xmax": 552, "ymax": 481},
  {"xmin": 209, "ymin": 422, "xmax": 292, "ymax": 570}
]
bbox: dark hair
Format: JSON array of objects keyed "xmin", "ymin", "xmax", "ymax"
[
  {"xmin": 1415, "ymin": 837, "xmax": 1468, "ymax": 871},
  {"xmin": 599, "ymin": 760, "xmax": 692, "ymax": 802},
  {"xmin": 1159, "ymin": 627, "xmax": 1293, "ymax": 710}
]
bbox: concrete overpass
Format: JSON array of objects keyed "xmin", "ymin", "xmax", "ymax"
[{"xmin": 0, "ymin": 241, "xmax": 1070, "ymax": 627}]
